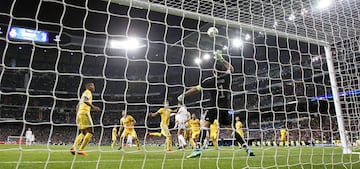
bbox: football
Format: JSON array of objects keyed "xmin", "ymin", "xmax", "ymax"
[{"xmin": 207, "ymin": 27, "xmax": 218, "ymax": 38}]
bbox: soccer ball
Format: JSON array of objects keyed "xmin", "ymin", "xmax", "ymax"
[{"xmin": 207, "ymin": 27, "xmax": 218, "ymax": 38}]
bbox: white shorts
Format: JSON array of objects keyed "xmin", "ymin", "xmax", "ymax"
[{"xmin": 177, "ymin": 122, "xmax": 187, "ymax": 130}]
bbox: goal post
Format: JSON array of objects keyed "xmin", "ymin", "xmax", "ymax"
[{"xmin": 324, "ymin": 46, "xmax": 352, "ymax": 154}]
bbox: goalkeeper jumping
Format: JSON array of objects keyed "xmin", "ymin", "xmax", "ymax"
[{"xmin": 178, "ymin": 50, "xmax": 255, "ymax": 158}]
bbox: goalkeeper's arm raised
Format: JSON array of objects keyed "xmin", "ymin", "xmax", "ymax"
[{"xmin": 177, "ymin": 50, "xmax": 233, "ymax": 102}]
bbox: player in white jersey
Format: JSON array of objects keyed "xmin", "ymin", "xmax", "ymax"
[
  {"xmin": 175, "ymin": 102, "xmax": 190, "ymax": 149},
  {"xmin": 25, "ymin": 128, "xmax": 33, "ymax": 145}
]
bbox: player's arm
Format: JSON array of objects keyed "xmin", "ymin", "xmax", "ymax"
[
  {"xmin": 76, "ymin": 103, "xmax": 79, "ymax": 113},
  {"xmin": 83, "ymin": 95, "xmax": 101, "ymax": 111},
  {"xmin": 148, "ymin": 111, "xmax": 160, "ymax": 117},
  {"xmin": 215, "ymin": 50, "xmax": 234, "ymax": 73},
  {"xmin": 131, "ymin": 116, "xmax": 136, "ymax": 125}
]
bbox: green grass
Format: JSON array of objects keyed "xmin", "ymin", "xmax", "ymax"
[{"xmin": 0, "ymin": 144, "xmax": 360, "ymax": 169}]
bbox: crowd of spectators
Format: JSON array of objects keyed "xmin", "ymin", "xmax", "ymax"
[{"xmin": 0, "ymin": 66, "xmax": 356, "ymax": 147}]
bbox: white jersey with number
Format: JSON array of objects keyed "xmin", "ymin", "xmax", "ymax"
[{"xmin": 176, "ymin": 106, "xmax": 189, "ymax": 129}]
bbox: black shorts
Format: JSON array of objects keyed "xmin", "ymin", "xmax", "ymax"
[{"xmin": 235, "ymin": 132, "xmax": 246, "ymax": 145}]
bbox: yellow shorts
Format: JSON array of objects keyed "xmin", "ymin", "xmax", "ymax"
[
  {"xmin": 281, "ymin": 136, "xmax": 286, "ymax": 142},
  {"xmin": 77, "ymin": 112, "xmax": 93, "ymax": 130},
  {"xmin": 191, "ymin": 130, "xmax": 200, "ymax": 139},
  {"xmin": 121, "ymin": 129, "xmax": 138, "ymax": 138},
  {"xmin": 112, "ymin": 134, "xmax": 117, "ymax": 141},
  {"xmin": 184, "ymin": 129, "xmax": 191, "ymax": 139},
  {"xmin": 210, "ymin": 133, "xmax": 217, "ymax": 140},
  {"xmin": 160, "ymin": 124, "xmax": 171, "ymax": 137}
]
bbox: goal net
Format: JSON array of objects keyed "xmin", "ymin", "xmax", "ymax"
[{"xmin": 0, "ymin": 0, "xmax": 360, "ymax": 168}]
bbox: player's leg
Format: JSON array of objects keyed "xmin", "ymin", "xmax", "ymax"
[
  {"xmin": 78, "ymin": 114, "xmax": 94, "ymax": 156},
  {"xmin": 130, "ymin": 130, "xmax": 140, "ymax": 150},
  {"xmin": 111, "ymin": 138, "xmax": 116, "ymax": 148},
  {"xmin": 184, "ymin": 128, "xmax": 190, "ymax": 142},
  {"xmin": 161, "ymin": 127, "xmax": 172, "ymax": 151},
  {"xmin": 234, "ymin": 132, "xmax": 255, "ymax": 156},
  {"xmin": 70, "ymin": 114, "xmax": 86, "ymax": 155},
  {"xmin": 202, "ymin": 109, "xmax": 215, "ymax": 149},
  {"xmin": 118, "ymin": 130, "xmax": 128, "ymax": 150},
  {"xmin": 187, "ymin": 131, "xmax": 202, "ymax": 158},
  {"xmin": 71, "ymin": 130, "xmax": 85, "ymax": 152},
  {"xmin": 211, "ymin": 135, "xmax": 218, "ymax": 149},
  {"xmin": 189, "ymin": 131, "xmax": 199, "ymax": 148},
  {"xmin": 177, "ymin": 126, "xmax": 187, "ymax": 149}
]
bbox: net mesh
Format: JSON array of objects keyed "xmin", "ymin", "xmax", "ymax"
[{"xmin": 0, "ymin": 0, "xmax": 360, "ymax": 168}]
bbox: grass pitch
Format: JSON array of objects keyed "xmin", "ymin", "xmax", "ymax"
[{"xmin": 0, "ymin": 144, "xmax": 360, "ymax": 169}]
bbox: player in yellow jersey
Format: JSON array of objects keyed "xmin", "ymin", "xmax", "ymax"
[
  {"xmin": 188, "ymin": 113, "xmax": 200, "ymax": 149},
  {"xmin": 118, "ymin": 111, "xmax": 140, "ymax": 150},
  {"xmin": 70, "ymin": 83, "xmax": 101, "ymax": 156},
  {"xmin": 280, "ymin": 128, "xmax": 288, "ymax": 146},
  {"xmin": 234, "ymin": 116, "xmax": 254, "ymax": 156},
  {"xmin": 148, "ymin": 100, "xmax": 173, "ymax": 152},
  {"xmin": 209, "ymin": 120, "xmax": 219, "ymax": 149},
  {"xmin": 111, "ymin": 124, "xmax": 117, "ymax": 148}
]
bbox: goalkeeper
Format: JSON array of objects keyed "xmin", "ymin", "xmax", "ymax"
[
  {"xmin": 179, "ymin": 50, "xmax": 254, "ymax": 157},
  {"xmin": 70, "ymin": 83, "xmax": 101, "ymax": 156}
]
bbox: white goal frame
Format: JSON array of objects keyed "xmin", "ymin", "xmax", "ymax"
[{"xmin": 107, "ymin": 0, "xmax": 354, "ymax": 154}]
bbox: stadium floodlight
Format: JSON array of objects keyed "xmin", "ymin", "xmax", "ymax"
[
  {"xmin": 288, "ymin": 13, "xmax": 296, "ymax": 21},
  {"xmin": 194, "ymin": 58, "xmax": 202, "ymax": 65},
  {"xmin": 273, "ymin": 21, "xmax": 278, "ymax": 28},
  {"xmin": 203, "ymin": 54, "xmax": 211, "ymax": 60},
  {"xmin": 316, "ymin": 0, "xmax": 333, "ymax": 9},
  {"xmin": 109, "ymin": 38, "xmax": 142, "ymax": 50},
  {"xmin": 301, "ymin": 8, "xmax": 309, "ymax": 16},
  {"xmin": 232, "ymin": 38, "xmax": 243, "ymax": 48},
  {"xmin": 244, "ymin": 34, "xmax": 251, "ymax": 41}
]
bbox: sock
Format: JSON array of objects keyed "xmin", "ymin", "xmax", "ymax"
[
  {"xmin": 135, "ymin": 139, "xmax": 140, "ymax": 149},
  {"xmin": 203, "ymin": 138, "xmax": 209, "ymax": 149},
  {"xmin": 166, "ymin": 136, "xmax": 171, "ymax": 150},
  {"xmin": 72, "ymin": 133, "xmax": 84, "ymax": 148},
  {"xmin": 178, "ymin": 135, "xmax": 186, "ymax": 147},
  {"xmin": 180, "ymin": 135, "xmax": 186, "ymax": 146},
  {"xmin": 178, "ymin": 135, "xmax": 183, "ymax": 147},
  {"xmin": 119, "ymin": 135, "xmax": 124, "ymax": 148},
  {"xmin": 190, "ymin": 138, "xmax": 196, "ymax": 148},
  {"xmin": 111, "ymin": 139, "xmax": 116, "ymax": 147},
  {"xmin": 150, "ymin": 132, "xmax": 162, "ymax": 137},
  {"xmin": 213, "ymin": 138, "xmax": 218, "ymax": 149},
  {"xmin": 79, "ymin": 133, "xmax": 93, "ymax": 151}
]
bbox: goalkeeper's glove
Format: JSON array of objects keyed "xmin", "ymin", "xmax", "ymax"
[{"xmin": 214, "ymin": 50, "xmax": 224, "ymax": 62}]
